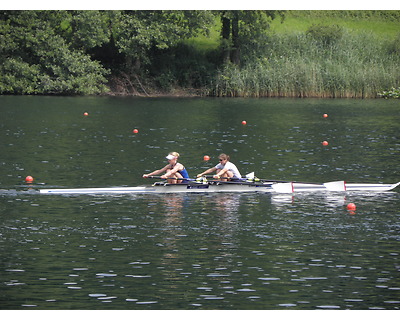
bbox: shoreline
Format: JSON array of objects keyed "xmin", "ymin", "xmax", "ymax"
[
  {"xmin": 103, "ymin": 91, "xmax": 382, "ymax": 99},
  {"xmin": 2, "ymin": 85, "xmax": 397, "ymax": 99},
  {"xmin": 105, "ymin": 81, "xmax": 393, "ymax": 99},
  {"xmin": 0, "ymin": 92, "xmax": 384, "ymax": 99}
]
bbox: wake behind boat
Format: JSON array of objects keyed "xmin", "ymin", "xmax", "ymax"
[{"xmin": 39, "ymin": 179, "xmax": 400, "ymax": 195}]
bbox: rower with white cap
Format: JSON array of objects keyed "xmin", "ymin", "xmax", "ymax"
[{"xmin": 143, "ymin": 152, "xmax": 190, "ymax": 184}]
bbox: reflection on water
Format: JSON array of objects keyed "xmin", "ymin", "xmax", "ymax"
[
  {"xmin": 1, "ymin": 191, "xmax": 399, "ymax": 309},
  {"xmin": 0, "ymin": 96, "xmax": 399, "ymax": 309}
]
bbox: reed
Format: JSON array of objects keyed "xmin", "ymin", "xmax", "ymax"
[{"xmin": 210, "ymin": 30, "xmax": 400, "ymax": 98}]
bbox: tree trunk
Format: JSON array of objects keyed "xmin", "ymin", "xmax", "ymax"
[
  {"xmin": 221, "ymin": 15, "xmax": 231, "ymax": 64},
  {"xmin": 231, "ymin": 12, "xmax": 240, "ymax": 65}
]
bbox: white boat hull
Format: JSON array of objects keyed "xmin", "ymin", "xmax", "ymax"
[
  {"xmin": 39, "ymin": 181, "xmax": 400, "ymax": 195},
  {"xmin": 39, "ymin": 183, "xmax": 273, "ymax": 194}
]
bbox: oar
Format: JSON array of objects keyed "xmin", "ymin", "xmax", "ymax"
[
  {"xmin": 201, "ymin": 175, "xmax": 230, "ymax": 180},
  {"xmin": 146, "ymin": 175, "xmax": 260, "ymax": 185},
  {"xmin": 251, "ymin": 178, "xmax": 292, "ymax": 183},
  {"xmin": 144, "ymin": 176, "xmax": 213, "ymax": 184},
  {"xmin": 199, "ymin": 175, "xmax": 296, "ymax": 184},
  {"xmin": 144, "ymin": 175, "xmax": 195, "ymax": 181},
  {"xmin": 199, "ymin": 171, "xmax": 254, "ymax": 180}
]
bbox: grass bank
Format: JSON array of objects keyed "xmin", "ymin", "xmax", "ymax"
[
  {"xmin": 269, "ymin": 10, "xmax": 400, "ymax": 40},
  {"xmin": 184, "ymin": 10, "xmax": 400, "ymax": 98},
  {"xmin": 209, "ymin": 30, "xmax": 400, "ymax": 98}
]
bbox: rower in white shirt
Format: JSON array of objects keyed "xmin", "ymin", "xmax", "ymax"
[{"xmin": 197, "ymin": 153, "xmax": 242, "ymax": 181}]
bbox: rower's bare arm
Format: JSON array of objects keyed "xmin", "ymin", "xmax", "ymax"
[
  {"xmin": 164, "ymin": 164, "xmax": 182, "ymax": 177},
  {"xmin": 197, "ymin": 167, "xmax": 216, "ymax": 177},
  {"xmin": 143, "ymin": 166, "xmax": 168, "ymax": 178}
]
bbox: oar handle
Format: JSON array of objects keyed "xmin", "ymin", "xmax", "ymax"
[
  {"xmin": 198, "ymin": 175, "xmax": 282, "ymax": 182},
  {"xmin": 247, "ymin": 177, "xmax": 316, "ymax": 184},
  {"xmin": 201, "ymin": 175, "xmax": 230, "ymax": 180},
  {"xmin": 143, "ymin": 175, "xmax": 193, "ymax": 181},
  {"xmin": 144, "ymin": 175, "xmax": 311, "ymax": 184},
  {"xmin": 254, "ymin": 178, "xmax": 290, "ymax": 183}
]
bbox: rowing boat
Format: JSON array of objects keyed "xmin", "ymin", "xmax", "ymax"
[
  {"xmin": 39, "ymin": 180, "xmax": 400, "ymax": 194},
  {"xmin": 39, "ymin": 181, "xmax": 273, "ymax": 194}
]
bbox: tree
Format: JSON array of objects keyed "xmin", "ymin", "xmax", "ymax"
[
  {"xmin": 0, "ymin": 10, "xmax": 215, "ymax": 95},
  {"xmin": 0, "ymin": 11, "xmax": 109, "ymax": 95},
  {"xmin": 219, "ymin": 10, "xmax": 285, "ymax": 65},
  {"xmin": 1, "ymin": 10, "xmax": 287, "ymax": 95},
  {"xmin": 53, "ymin": 10, "xmax": 112, "ymax": 50},
  {"xmin": 113, "ymin": 11, "xmax": 214, "ymax": 72}
]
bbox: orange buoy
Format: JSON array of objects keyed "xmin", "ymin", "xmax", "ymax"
[
  {"xmin": 347, "ymin": 203, "xmax": 356, "ymax": 211},
  {"xmin": 25, "ymin": 176, "xmax": 34, "ymax": 183},
  {"xmin": 203, "ymin": 155, "xmax": 210, "ymax": 161},
  {"xmin": 323, "ymin": 113, "xmax": 328, "ymax": 118},
  {"xmin": 322, "ymin": 141, "xmax": 329, "ymax": 146}
]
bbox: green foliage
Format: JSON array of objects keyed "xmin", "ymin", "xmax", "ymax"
[
  {"xmin": 149, "ymin": 43, "xmax": 218, "ymax": 91},
  {"xmin": 306, "ymin": 24, "xmax": 344, "ymax": 46},
  {"xmin": 378, "ymin": 87, "xmax": 400, "ymax": 99},
  {"xmin": 387, "ymin": 33, "xmax": 400, "ymax": 55},
  {"xmin": 0, "ymin": 11, "xmax": 109, "ymax": 95},
  {"xmin": 270, "ymin": 10, "xmax": 400, "ymax": 40},
  {"xmin": 1, "ymin": 10, "xmax": 399, "ymax": 97},
  {"xmin": 0, "ymin": 58, "xmax": 40, "ymax": 94},
  {"xmin": 289, "ymin": 10, "xmax": 400, "ymax": 21},
  {"xmin": 211, "ymin": 31, "xmax": 400, "ymax": 98},
  {"xmin": 0, "ymin": 10, "xmax": 215, "ymax": 96},
  {"xmin": 113, "ymin": 11, "xmax": 214, "ymax": 69},
  {"xmin": 57, "ymin": 10, "xmax": 111, "ymax": 50},
  {"xmin": 218, "ymin": 10, "xmax": 285, "ymax": 65}
]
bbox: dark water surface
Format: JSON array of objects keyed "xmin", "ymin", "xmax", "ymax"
[{"xmin": 0, "ymin": 96, "xmax": 399, "ymax": 310}]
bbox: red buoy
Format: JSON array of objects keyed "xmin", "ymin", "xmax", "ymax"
[
  {"xmin": 347, "ymin": 203, "xmax": 356, "ymax": 211},
  {"xmin": 322, "ymin": 141, "xmax": 329, "ymax": 146},
  {"xmin": 323, "ymin": 113, "xmax": 328, "ymax": 118},
  {"xmin": 242, "ymin": 120, "xmax": 247, "ymax": 125},
  {"xmin": 133, "ymin": 129, "xmax": 139, "ymax": 134},
  {"xmin": 83, "ymin": 112, "xmax": 89, "ymax": 116},
  {"xmin": 25, "ymin": 176, "xmax": 34, "ymax": 183},
  {"xmin": 203, "ymin": 155, "xmax": 210, "ymax": 161}
]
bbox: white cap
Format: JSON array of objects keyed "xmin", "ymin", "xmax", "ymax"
[{"xmin": 166, "ymin": 154, "xmax": 176, "ymax": 160}]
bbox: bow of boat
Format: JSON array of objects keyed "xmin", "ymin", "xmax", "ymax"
[{"xmin": 39, "ymin": 186, "xmax": 153, "ymax": 194}]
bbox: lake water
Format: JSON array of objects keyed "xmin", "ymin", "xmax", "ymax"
[{"xmin": 0, "ymin": 96, "xmax": 399, "ymax": 310}]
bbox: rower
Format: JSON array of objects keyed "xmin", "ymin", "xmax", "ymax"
[
  {"xmin": 143, "ymin": 152, "xmax": 190, "ymax": 184},
  {"xmin": 197, "ymin": 153, "xmax": 242, "ymax": 181}
]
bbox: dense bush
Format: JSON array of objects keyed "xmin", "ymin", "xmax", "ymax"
[
  {"xmin": 0, "ymin": 11, "xmax": 110, "ymax": 95},
  {"xmin": 0, "ymin": 10, "xmax": 212, "ymax": 95},
  {"xmin": 306, "ymin": 24, "xmax": 344, "ymax": 46}
]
